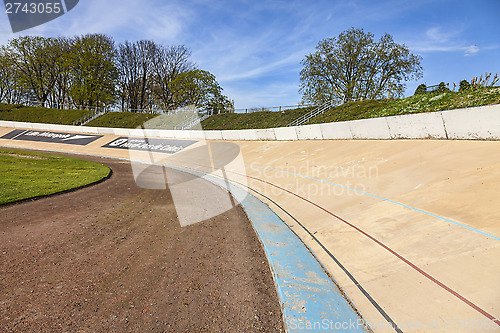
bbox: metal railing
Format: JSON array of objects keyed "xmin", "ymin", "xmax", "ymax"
[
  {"xmin": 73, "ymin": 107, "xmax": 109, "ymax": 126},
  {"xmin": 234, "ymin": 103, "xmax": 314, "ymax": 114},
  {"xmin": 286, "ymin": 102, "xmax": 334, "ymax": 127},
  {"xmin": 173, "ymin": 111, "xmax": 210, "ymax": 130}
]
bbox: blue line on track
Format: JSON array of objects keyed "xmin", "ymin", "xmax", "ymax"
[
  {"xmin": 246, "ymin": 164, "xmax": 500, "ymax": 241},
  {"xmin": 169, "ymin": 166, "xmax": 371, "ymax": 333}
]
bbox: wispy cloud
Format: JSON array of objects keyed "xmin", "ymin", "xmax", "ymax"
[
  {"xmin": 408, "ymin": 27, "xmax": 482, "ymax": 56},
  {"xmin": 464, "ymin": 45, "xmax": 479, "ymax": 57},
  {"xmin": 186, "ymin": 1, "xmax": 320, "ymax": 106},
  {"xmin": 197, "ymin": 44, "xmax": 306, "ymax": 82},
  {"xmin": 0, "ymin": 0, "xmax": 192, "ymax": 43},
  {"xmin": 224, "ymin": 81, "xmax": 301, "ymax": 110}
]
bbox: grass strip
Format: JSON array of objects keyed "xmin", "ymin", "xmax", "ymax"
[{"xmin": 0, "ymin": 148, "xmax": 111, "ymax": 205}]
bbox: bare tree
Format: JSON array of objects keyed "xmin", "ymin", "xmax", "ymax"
[
  {"xmin": 152, "ymin": 45, "xmax": 196, "ymax": 110},
  {"xmin": 136, "ymin": 40, "xmax": 158, "ymax": 110},
  {"xmin": 116, "ymin": 42, "xmax": 196, "ymax": 112},
  {"xmin": 50, "ymin": 37, "xmax": 72, "ymax": 109},
  {"xmin": 116, "ymin": 40, "xmax": 159, "ymax": 111},
  {"xmin": 116, "ymin": 41, "xmax": 139, "ymax": 110}
]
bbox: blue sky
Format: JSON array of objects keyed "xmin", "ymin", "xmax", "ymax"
[{"xmin": 1, "ymin": 0, "xmax": 499, "ymax": 109}]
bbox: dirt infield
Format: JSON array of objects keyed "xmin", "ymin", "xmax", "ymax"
[{"xmin": 0, "ymin": 154, "xmax": 284, "ymax": 332}]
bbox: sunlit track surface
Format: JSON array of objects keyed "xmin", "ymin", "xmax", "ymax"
[
  {"xmin": 160, "ymin": 139, "xmax": 500, "ymax": 333},
  {"xmin": 1, "ymin": 126, "xmax": 499, "ymax": 332}
]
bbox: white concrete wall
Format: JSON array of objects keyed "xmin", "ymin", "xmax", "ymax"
[
  {"xmin": 203, "ymin": 130, "xmax": 223, "ymax": 140},
  {"xmin": 296, "ymin": 124, "xmax": 324, "ymax": 140},
  {"xmin": 1, "ymin": 104, "xmax": 499, "ymax": 141},
  {"xmin": 113, "ymin": 128, "xmax": 132, "ymax": 136},
  {"xmin": 441, "ymin": 105, "xmax": 500, "ymax": 140},
  {"xmin": 221, "ymin": 130, "xmax": 241, "ymax": 141},
  {"xmin": 187, "ymin": 130, "xmax": 205, "ymax": 140},
  {"xmin": 319, "ymin": 121, "xmax": 353, "ymax": 140},
  {"xmin": 96, "ymin": 127, "xmax": 115, "ymax": 135},
  {"xmin": 237, "ymin": 129, "xmax": 259, "ymax": 141},
  {"xmin": 254, "ymin": 128, "xmax": 276, "ymax": 141},
  {"xmin": 386, "ymin": 112, "xmax": 447, "ymax": 139},
  {"xmin": 273, "ymin": 127, "xmax": 299, "ymax": 141},
  {"xmin": 3, "ymin": 121, "xmax": 33, "ymax": 129},
  {"xmin": 348, "ymin": 117, "xmax": 391, "ymax": 140}
]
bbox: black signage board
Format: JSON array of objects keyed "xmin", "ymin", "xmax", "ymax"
[
  {"xmin": 102, "ymin": 137, "xmax": 197, "ymax": 154},
  {"xmin": 1, "ymin": 129, "xmax": 103, "ymax": 146}
]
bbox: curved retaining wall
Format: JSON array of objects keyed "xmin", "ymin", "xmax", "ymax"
[{"xmin": 1, "ymin": 104, "xmax": 499, "ymax": 141}]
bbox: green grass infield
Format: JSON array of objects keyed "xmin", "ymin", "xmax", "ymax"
[{"xmin": 0, "ymin": 149, "xmax": 111, "ymax": 205}]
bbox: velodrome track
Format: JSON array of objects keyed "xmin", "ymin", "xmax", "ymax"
[{"xmin": 1, "ymin": 124, "xmax": 499, "ymax": 332}]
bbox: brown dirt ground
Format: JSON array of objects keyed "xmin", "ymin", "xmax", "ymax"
[{"xmin": 0, "ymin": 153, "xmax": 285, "ymax": 332}]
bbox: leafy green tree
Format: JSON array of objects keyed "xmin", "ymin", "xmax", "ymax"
[
  {"xmin": 170, "ymin": 69, "xmax": 232, "ymax": 114},
  {"xmin": 0, "ymin": 46, "xmax": 20, "ymax": 103},
  {"xmin": 414, "ymin": 83, "xmax": 427, "ymax": 95},
  {"xmin": 300, "ymin": 27, "xmax": 423, "ymax": 105},
  {"xmin": 1, "ymin": 35, "xmax": 227, "ymax": 113},
  {"xmin": 7, "ymin": 36, "xmax": 63, "ymax": 107},
  {"xmin": 459, "ymin": 80, "xmax": 471, "ymax": 92},
  {"xmin": 436, "ymin": 82, "xmax": 450, "ymax": 94},
  {"xmin": 68, "ymin": 34, "xmax": 117, "ymax": 108}
]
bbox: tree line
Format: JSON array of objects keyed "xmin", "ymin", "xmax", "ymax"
[{"xmin": 0, "ymin": 33, "xmax": 233, "ymax": 114}]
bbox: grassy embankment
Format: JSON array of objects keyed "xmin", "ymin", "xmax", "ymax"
[
  {"xmin": 85, "ymin": 112, "xmax": 200, "ymax": 129},
  {"xmin": 0, "ymin": 103, "xmax": 87, "ymax": 124},
  {"xmin": 200, "ymin": 107, "xmax": 314, "ymax": 130},
  {"xmin": 85, "ymin": 112, "xmax": 157, "ymax": 128},
  {"xmin": 0, "ymin": 86, "xmax": 498, "ymax": 130},
  {"xmin": 0, "ymin": 148, "xmax": 110, "ymax": 205},
  {"xmin": 202, "ymin": 86, "xmax": 500, "ymax": 130}
]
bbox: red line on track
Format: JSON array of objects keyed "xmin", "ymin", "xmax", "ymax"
[
  {"xmin": 236, "ymin": 171, "xmax": 499, "ymax": 325},
  {"xmin": 168, "ymin": 158, "xmax": 499, "ymax": 324}
]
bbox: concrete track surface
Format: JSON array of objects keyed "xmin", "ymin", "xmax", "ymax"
[{"xmin": 1, "ymin": 125, "xmax": 499, "ymax": 332}]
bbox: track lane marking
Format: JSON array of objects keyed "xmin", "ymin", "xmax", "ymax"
[
  {"xmin": 246, "ymin": 164, "xmax": 500, "ymax": 241},
  {"xmin": 232, "ymin": 170, "xmax": 500, "ymax": 325},
  {"xmin": 165, "ymin": 158, "xmax": 500, "ymax": 327}
]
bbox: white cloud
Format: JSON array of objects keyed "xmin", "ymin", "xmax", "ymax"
[
  {"xmin": 464, "ymin": 45, "xmax": 479, "ymax": 57},
  {"xmin": 215, "ymin": 50, "xmax": 305, "ymax": 82},
  {"xmin": 409, "ymin": 27, "xmax": 482, "ymax": 57},
  {"xmin": 224, "ymin": 81, "xmax": 301, "ymax": 110},
  {"xmin": 425, "ymin": 27, "xmax": 454, "ymax": 43},
  {"xmin": 185, "ymin": 3, "xmax": 317, "ymax": 108},
  {"xmin": 191, "ymin": 33, "xmax": 306, "ymax": 108}
]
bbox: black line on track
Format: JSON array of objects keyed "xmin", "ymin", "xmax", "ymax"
[{"xmin": 237, "ymin": 182, "xmax": 403, "ymax": 333}]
